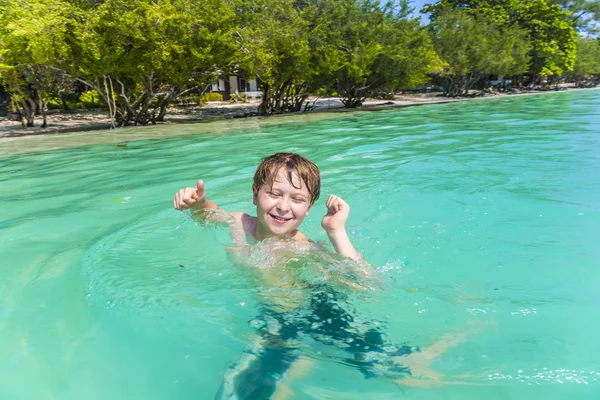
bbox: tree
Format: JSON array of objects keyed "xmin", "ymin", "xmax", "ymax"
[
  {"xmin": 233, "ymin": 0, "xmax": 437, "ymax": 112},
  {"xmin": 424, "ymin": 0, "xmax": 578, "ymax": 80},
  {"xmin": 551, "ymin": 0, "xmax": 600, "ymax": 34},
  {"xmin": 0, "ymin": 0, "xmax": 79, "ymax": 127},
  {"xmin": 521, "ymin": 0, "xmax": 578, "ymax": 78},
  {"xmin": 375, "ymin": 5, "xmax": 440, "ymax": 95},
  {"xmin": 233, "ymin": 0, "xmax": 315, "ymax": 115},
  {"xmin": 428, "ymin": 6, "xmax": 531, "ymax": 96},
  {"xmin": 68, "ymin": 0, "xmax": 236, "ymax": 127},
  {"xmin": 565, "ymin": 37, "xmax": 600, "ymax": 84},
  {"xmin": 305, "ymin": 0, "xmax": 437, "ymax": 108},
  {"xmin": 0, "ymin": 0, "xmax": 237, "ymax": 128}
]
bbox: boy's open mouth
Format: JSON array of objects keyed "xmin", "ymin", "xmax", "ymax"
[{"xmin": 269, "ymin": 213, "xmax": 292, "ymax": 223}]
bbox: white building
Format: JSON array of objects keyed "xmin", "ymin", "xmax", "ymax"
[{"xmin": 211, "ymin": 76, "xmax": 261, "ymax": 100}]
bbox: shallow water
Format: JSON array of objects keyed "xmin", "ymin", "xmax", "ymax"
[{"xmin": 1, "ymin": 90, "xmax": 599, "ymax": 399}]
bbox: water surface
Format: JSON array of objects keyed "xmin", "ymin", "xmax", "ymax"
[{"xmin": 1, "ymin": 90, "xmax": 599, "ymax": 399}]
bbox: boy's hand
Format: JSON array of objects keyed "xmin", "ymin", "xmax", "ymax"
[
  {"xmin": 321, "ymin": 194, "xmax": 350, "ymax": 233},
  {"xmin": 173, "ymin": 180, "xmax": 207, "ymax": 210}
]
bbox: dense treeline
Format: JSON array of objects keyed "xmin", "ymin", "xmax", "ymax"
[{"xmin": 0, "ymin": 0, "xmax": 598, "ymax": 128}]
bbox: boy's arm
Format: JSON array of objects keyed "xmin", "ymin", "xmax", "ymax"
[
  {"xmin": 173, "ymin": 180, "xmax": 218, "ymax": 216},
  {"xmin": 174, "ymin": 180, "xmax": 248, "ymax": 244},
  {"xmin": 326, "ymin": 229, "xmax": 362, "ymax": 261},
  {"xmin": 173, "ymin": 180, "xmax": 252, "ymax": 246},
  {"xmin": 173, "ymin": 179, "xmax": 230, "ymax": 225},
  {"xmin": 321, "ymin": 195, "xmax": 363, "ymax": 262}
]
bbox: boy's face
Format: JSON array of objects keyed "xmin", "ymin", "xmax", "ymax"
[{"xmin": 253, "ymin": 168, "xmax": 312, "ymax": 238}]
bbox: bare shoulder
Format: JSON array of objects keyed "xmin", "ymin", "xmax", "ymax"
[
  {"xmin": 229, "ymin": 212, "xmax": 246, "ymax": 222},
  {"xmin": 229, "ymin": 212, "xmax": 256, "ymax": 232},
  {"xmin": 293, "ymin": 230, "xmax": 311, "ymax": 243},
  {"xmin": 226, "ymin": 212, "xmax": 256, "ymax": 244}
]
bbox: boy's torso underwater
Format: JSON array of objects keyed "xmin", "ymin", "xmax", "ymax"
[{"xmin": 217, "ymin": 238, "xmax": 416, "ymax": 400}]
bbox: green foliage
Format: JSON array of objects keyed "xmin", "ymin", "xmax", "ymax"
[
  {"xmin": 79, "ymin": 90, "xmax": 99, "ymax": 105},
  {"xmin": 198, "ymin": 91, "xmax": 224, "ymax": 105},
  {"xmin": 0, "ymin": 0, "xmax": 79, "ymax": 126},
  {"xmin": 565, "ymin": 37, "xmax": 600, "ymax": 83},
  {"xmin": 0, "ymin": 0, "xmax": 586, "ymax": 127},
  {"xmin": 234, "ymin": 0, "xmax": 312, "ymax": 85},
  {"xmin": 521, "ymin": 0, "xmax": 578, "ymax": 76},
  {"xmin": 232, "ymin": 0, "xmax": 314, "ymax": 114},
  {"xmin": 0, "ymin": 0, "xmax": 238, "ymax": 126},
  {"xmin": 46, "ymin": 99, "xmax": 62, "ymax": 109},
  {"xmin": 305, "ymin": 0, "xmax": 438, "ymax": 107},
  {"xmin": 66, "ymin": 0, "xmax": 237, "ymax": 125},
  {"xmin": 429, "ymin": 6, "xmax": 531, "ymax": 96},
  {"xmin": 202, "ymin": 92, "xmax": 224, "ymax": 102},
  {"xmin": 550, "ymin": 0, "xmax": 600, "ymax": 34},
  {"xmin": 231, "ymin": 0, "xmax": 439, "ymax": 112},
  {"xmin": 425, "ymin": 0, "xmax": 578, "ymax": 78},
  {"xmin": 79, "ymin": 90, "xmax": 103, "ymax": 108},
  {"xmin": 228, "ymin": 92, "xmax": 249, "ymax": 103},
  {"xmin": 0, "ymin": 0, "xmax": 79, "ymax": 68}
]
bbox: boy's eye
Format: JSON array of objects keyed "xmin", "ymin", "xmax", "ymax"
[{"xmin": 267, "ymin": 191, "xmax": 281, "ymax": 197}]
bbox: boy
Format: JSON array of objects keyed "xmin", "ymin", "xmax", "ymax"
[
  {"xmin": 173, "ymin": 153, "xmax": 466, "ymax": 398},
  {"xmin": 173, "ymin": 152, "xmax": 362, "ymax": 261}
]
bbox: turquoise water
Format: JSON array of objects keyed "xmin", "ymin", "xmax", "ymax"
[{"xmin": 1, "ymin": 90, "xmax": 599, "ymax": 399}]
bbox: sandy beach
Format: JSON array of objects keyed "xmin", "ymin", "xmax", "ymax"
[{"xmin": 0, "ymin": 87, "xmax": 595, "ymax": 139}]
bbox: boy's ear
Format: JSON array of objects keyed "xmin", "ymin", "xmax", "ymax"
[{"xmin": 252, "ymin": 185, "xmax": 258, "ymax": 205}]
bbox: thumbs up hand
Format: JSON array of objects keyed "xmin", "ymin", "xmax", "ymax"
[{"xmin": 173, "ymin": 180, "xmax": 208, "ymax": 211}]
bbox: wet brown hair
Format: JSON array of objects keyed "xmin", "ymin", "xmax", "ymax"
[{"xmin": 253, "ymin": 153, "xmax": 321, "ymax": 205}]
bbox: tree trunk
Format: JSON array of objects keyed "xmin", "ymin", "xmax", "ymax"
[
  {"xmin": 156, "ymin": 88, "xmax": 180, "ymax": 122},
  {"xmin": 258, "ymin": 84, "xmax": 272, "ymax": 116},
  {"xmin": 156, "ymin": 98, "xmax": 169, "ymax": 122},
  {"xmin": 339, "ymin": 87, "xmax": 365, "ymax": 108},
  {"xmin": 38, "ymin": 95, "xmax": 48, "ymax": 128},
  {"xmin": 16, "ymin": 97, "xmax": 36, "ymax": 127},
  {"xmin": 258, "ymin": 81, "xmax": 310, "ymax": 115}
]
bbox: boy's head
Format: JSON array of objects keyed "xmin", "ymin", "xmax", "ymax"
[
  {"xmin": 253, "ymin": 153, "xmax": 320, "ymax": 205},
  {"xmin": 252, "ymin": 153, "xmax": 321, "ymax": 237}
]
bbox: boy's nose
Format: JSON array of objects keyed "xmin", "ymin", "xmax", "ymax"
[{"xmin": 276, "ymin": 198, "xmax": 291, "ymax": 212}]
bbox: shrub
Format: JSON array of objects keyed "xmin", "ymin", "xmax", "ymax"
[
  {"xmin": 80, "ymin": 90, "xmax": 101, "ymax": 107},
  {"xmin": 47, "ymin": 99, "xmax": 61, "ymax": 109},
  {"xmin": 201, "ymin": 92, "xmax": 224, "ymax": 102},
  {"xmin": 79, "ymin": 90, "xmax": 97, "ymax": 104},
  {"xmin": 229, "ymin": 92, "xmax": 248, "ymax": 103}
]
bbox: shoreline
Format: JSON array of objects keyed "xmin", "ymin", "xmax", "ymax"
[{"xmin": 0, "ymin": 86, "xmax": 598, "ymax": 141}]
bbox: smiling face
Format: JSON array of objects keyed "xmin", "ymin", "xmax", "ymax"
[{"xmin": 253, "ymin": 167, "xmax": 312, "ymax": 239}]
